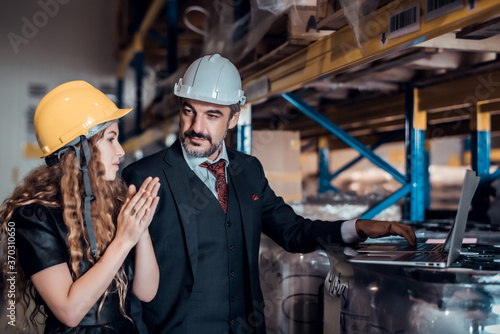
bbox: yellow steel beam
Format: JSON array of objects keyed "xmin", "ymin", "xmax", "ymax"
[
  {"xmin": 474, "ymin": 101, "xmax": 495, "ymax": 131},
  {"xmin": 117, "ymin": 0, "xmax": 166, "ymax": 78},
  {"xmin": 477, "ymin": 99, "xmax": 500, "ymax": 113},
  {"xmin": 137, "ymin": 0, "xmax": 167, "ymax": 39},
  {"xmin": 318, "ymin": 136, "xmax": 329, "ymax": 149},
  {"xmin": 413, "ymin": 87, "xmax": 427, "ymax": 130},
  {"xmin": 243, "ymin": 0, "xmax": 500, "ymax": 102}
]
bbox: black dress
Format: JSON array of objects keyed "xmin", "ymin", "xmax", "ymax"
[{"xmin": 12, "ymin": 204, "xmax": 138, "ymax": 334}]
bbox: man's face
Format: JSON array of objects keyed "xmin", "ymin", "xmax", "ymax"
[{"xmin": 179, "ymin": 98, "xmax": 239, "ymax": 161}]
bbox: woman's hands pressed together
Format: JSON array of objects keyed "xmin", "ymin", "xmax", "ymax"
[
  {"xmin": 29, "ymin": 177, "xmax": 161, "ymax": 327},
  {"xmin": 116, "ymin": 176, "xmax": 160, "ymax": 248}
]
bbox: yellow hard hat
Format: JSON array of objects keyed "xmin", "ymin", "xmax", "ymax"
[{"xmin": 34, "ymin": 80, "xmax": 133, "ymax": 158}]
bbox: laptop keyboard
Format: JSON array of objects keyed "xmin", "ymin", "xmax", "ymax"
[
  {"xmin": 399, "ymin": 252, "xmax": 446, "ymax": 262},
  {"xmin": 398, "ymin": 243, "xmax": 442, "ymax": 252}
]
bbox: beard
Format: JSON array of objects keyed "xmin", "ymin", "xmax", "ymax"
[{"xmin": 180, "ymin": 129, "xmax": 227, "ymax": 158}]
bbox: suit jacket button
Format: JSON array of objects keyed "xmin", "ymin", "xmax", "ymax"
[{"xmin": 226, "ymin": 221, "xmax": 232, "ymax": 227}]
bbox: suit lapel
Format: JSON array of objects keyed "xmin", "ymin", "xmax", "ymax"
[
  {"xmin": 228, "ymin": 152, "xmax": 255, "ymax": 266},
  {"xmin": 163, "ymin": 141, "xmax": 198, "ymax": 278}
]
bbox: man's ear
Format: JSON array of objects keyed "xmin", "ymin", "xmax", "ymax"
[{"xmin": 228, "ymin": 111, "xmax": 240, "ymax": 130}]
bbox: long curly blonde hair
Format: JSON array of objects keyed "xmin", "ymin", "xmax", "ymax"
[{"xmin": 0, "ymin": 132, "xmax": 129, "ymax": 331}]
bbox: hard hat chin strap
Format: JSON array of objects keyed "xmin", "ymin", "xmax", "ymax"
[{"xmin": 70, "ymin": 135, "xmax": 98, "ymax": 256}]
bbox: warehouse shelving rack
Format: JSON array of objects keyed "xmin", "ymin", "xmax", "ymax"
[
  {"xmin": 113, "ymin": 0, "xmax": 500, "ymax": 223},
  {"xmin": 241, "ymin": 0, "xmax": 500, "ymax": 222}
]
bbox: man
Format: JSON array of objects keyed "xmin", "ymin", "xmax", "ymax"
[{"xmin": 122, "ymin": 54, "xmax": 416, "ymax": 334}]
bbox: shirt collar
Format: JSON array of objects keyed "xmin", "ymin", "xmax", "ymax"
[{"xmin": 181, "ymin": 140, "xmax": 230, "ymax": 171}]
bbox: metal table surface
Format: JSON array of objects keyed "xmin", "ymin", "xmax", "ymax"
[{"xmin": 322, "ymin": 222, "xmax": 500, "ymax": 334}]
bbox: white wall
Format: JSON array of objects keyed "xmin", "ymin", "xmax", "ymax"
[{"xmin": 0, "ymin": 0, "xmax": 119, "ymax": 203}]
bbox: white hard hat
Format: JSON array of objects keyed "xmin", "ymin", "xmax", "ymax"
[{"xmin": 174, "ymin": 54, "xmax": 246, "ymax": 106}]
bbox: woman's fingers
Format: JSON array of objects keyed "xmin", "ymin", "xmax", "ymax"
[
  {"xmin": 117, "ymin": 177, "xmax": 160, "ymax": 245},
  {"xmin": 133, "ymin": 194, "xmax": 155, "ymax": 222},
  {"xmin": 135, "ymin": 191, "xmax": 160, "ymax": 224},
  {"xmin": 143, "ymin": 196, "xmax": 160, "ymax": 224},
  {"xmin": 135, "ymin": 197, "xmax": 159, "ymax": 230},
  {"xmin": 126, "ymin": 179, "xmax": 154, "ymax": 214},
  {"xmin": 150, "ymin": 180, "xmax": 160, "ymax": 198},
  {"xmin": 119, "ymin": 197, "xmax": 131, "ymax": 216},
  {"xmin": 126, "ymin": 188, "xmax": 147, "ymax": 216},
  {"xmin": 129, "ymin": 177, "xmax": 157, "ymax": 206},
  {"xmin": 142, "ymin": 177, "xmax": 160, "ymax": 197},
  {"xmin": 128, "ymin": 184, "xmax": 137, "ymax": 198},
  {"xmin": 139, "ymin": 176, "xmax": 155, "ymax": 194},
  {"xmin": 126, "ymin": 177, "xmax": 160, "ymax": 220},
  {"xmin": 138, "ymin": 185, "xmax": 159, "ymax": 212}
]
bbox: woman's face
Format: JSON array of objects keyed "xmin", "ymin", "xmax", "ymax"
[{"xmin": 96, "ymin": 122, "xmax": 125, "ymax": 181}]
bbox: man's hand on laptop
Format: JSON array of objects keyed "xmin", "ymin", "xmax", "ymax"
[{"xmin": 355, "ymin": 220, "xmax": 417, "ymax": 246}]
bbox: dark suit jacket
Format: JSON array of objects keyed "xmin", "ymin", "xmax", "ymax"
[{"xmin": 122, "ymin": 140, "xmax": 344, "ymax": 333}]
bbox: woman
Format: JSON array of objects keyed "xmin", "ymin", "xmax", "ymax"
[{"xmin": 1, "ymin": 81, "xmax": 160, "ymax": 333}]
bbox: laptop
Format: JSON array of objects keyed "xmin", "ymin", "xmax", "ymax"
[{"xmin": 349, "ymin": 169, "xmax": 480, "ymax": 268}]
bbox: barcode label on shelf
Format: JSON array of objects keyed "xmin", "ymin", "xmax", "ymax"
[
  {"xmin": 425, "ymin": 0, "xmax": 464, "ymax": 22},
  {"xmin": 388, "ymin": 3, "xmax": 420, "ymax": 40}
]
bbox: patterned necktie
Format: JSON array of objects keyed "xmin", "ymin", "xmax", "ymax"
[{"xmin": 199, "ymin": 160, "xmax": 228, "ymax": 214}]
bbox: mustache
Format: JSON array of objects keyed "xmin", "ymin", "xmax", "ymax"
[{"xmin": 184, "ymin": 130, "xmax": 212, "ymax": 143}]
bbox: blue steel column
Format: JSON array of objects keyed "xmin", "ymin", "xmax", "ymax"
[
  {"xmin": 408, "ymin": 86, "xmax": 427, "ymax": 222},
  {"xmin": 404, "ymin": 86, "xmax": 411, "ymax": 220},
  {"xmin": 471, "ymin": 106, "xmax": 491, "ymax": 177},
  {"xmin": 424, "ymin": 144, "xmax": 431, "ymax": 211},
  {"xmin": 236, "ymin": 104, "xmax": 252, "ymax": 154},
  {"xmin": 318, "ymin": 146, "xmax": 332, "ymax": 193},
  {"xmin": 471, "ymin": 131, "xmax": 490, "ymax": 176},
  {"xmin": 410, "ymin": 127, "xmax": 426, "ymax": 222},
  {"xmin": 236, "ymin": 125, "xmax": 252, "ymax": 154},
  {"xmin": 318, "ymin": 137, "xmax": 338, "ymax": 193},
  {"xmin": 166, "ymin": 0, "xmax": 178, "ymax": 74},
  {"xmin": 134, "ymin": 51, "xmax": 144, "ymax": 136},
  {"xmin": 117, "ymin": 78, "xmax": 124, "ymax": 109},
  {"xmin": 470, "ymin": 104, "xmax": 492, "ymax": 222}
]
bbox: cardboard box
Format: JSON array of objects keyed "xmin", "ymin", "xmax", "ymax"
[
  {"xmin": 288, "ymin": 5, "xmax": 333, "ymax": 44},
  {"xmin": 316, "ymin": 0, "xmax": 341, "ymax": 22},
  {"xmin": 252, "ymin": 130, "xmax": 302, "ymax": 202}
]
